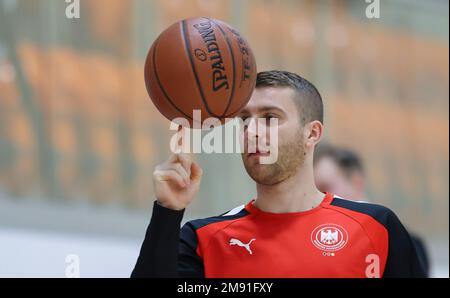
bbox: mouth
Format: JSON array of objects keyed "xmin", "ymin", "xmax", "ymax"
[{"xmin": 247, "ymin": 150, "xmax": 271, "ymax": 158}]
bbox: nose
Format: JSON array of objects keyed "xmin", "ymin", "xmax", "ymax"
[
  {"xmin": 246, "ymin": 117, "xmax": 259, "ymax": 139},
  {"xmin": 243, "ymin": 118, "xmax": 273, "ymax": 154}
]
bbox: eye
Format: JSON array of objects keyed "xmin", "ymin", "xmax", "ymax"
[
  {"xmin": 265, "ymin": 114, "xmax": 278, "ymax": 120},
  {"xmin": 238, "ymin": 115, "xmax": 250, "ymax": 123},
  {"xmin": 264, "ymin": 114, "xmax": 279, "ymax": 125}
]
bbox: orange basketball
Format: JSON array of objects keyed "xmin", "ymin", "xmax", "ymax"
[{"xmin": 144, "ymin": 17, "xmax": 257, "ymax": 125}]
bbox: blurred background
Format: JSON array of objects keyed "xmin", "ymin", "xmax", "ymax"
[{"xmin": 0, "ymin": 0, "xmax": 448, "ymax": 277}]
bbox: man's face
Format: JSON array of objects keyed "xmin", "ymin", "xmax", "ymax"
[
  {"xmin": 314, "ymin": 156, "xmax": 361, "ymax": 200},
  {"xmin": 237, "ymin": 87, "xmax": 306, "ymax": 185}
]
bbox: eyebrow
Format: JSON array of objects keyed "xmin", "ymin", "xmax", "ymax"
[{"xmin": 238, "ymin": 106, "xmax": 285, "ymax": 115}]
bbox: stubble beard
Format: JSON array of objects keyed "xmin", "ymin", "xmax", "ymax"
[{"xmin": 243, "ymin": 130, "xmax": 306, "ymax": 186}]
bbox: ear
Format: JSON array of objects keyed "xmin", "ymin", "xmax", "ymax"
[{"xmin": 304, "ymin": 120, "xmax": 323, "ymax": 149}]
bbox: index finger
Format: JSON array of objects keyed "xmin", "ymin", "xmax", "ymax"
[
  {"xmin": 169, "ymin": 126, "xmax": 193, "ymax": 171},
  {"xmin": 169, "ymin": 153, "xmax": 192, "ymax": 174}
]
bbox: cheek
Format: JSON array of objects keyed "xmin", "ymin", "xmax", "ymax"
[{"xmin": 277, "ymin": 124, "xmax": 303, "ymax": 146}]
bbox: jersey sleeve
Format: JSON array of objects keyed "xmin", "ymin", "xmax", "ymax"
[
  {"xmin": 382, "ymin": 210, "xmax": 427, "ymax": 278},
  {"xmin": 178, "ymin": 222, "xmax": 204, "ymax": 277},
  {"xmin": 131, "ymin": 201, "xmax": 204, "ymax": 278}
]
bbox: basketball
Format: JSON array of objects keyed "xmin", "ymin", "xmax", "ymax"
[{"xmin": 144, "ymin": 17, "xmax": 257, "ymax": 125}]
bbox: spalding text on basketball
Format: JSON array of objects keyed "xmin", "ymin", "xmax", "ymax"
[{"xmin": 193, "ymin": 21, "xmax": 230, "ymax": 92}]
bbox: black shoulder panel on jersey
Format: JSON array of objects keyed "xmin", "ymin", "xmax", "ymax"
[
  {"xmin": 330, "ymin": 197, "xmax": 393, "ymax": 229},
  {"xmin": 330, "ymin": 197, "xmax": 427, "ymax": 277},
  {"xmin": 184, "ymin": 207, "xmax": 250, "ymax": 232},
  {"xmin": 178, "ymin": 206, "xmax": 250, "ymax": 277}
]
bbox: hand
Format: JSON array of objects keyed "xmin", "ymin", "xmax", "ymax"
[{"xmin": 153, "ymin": 130, "xmax": 203, "ymax": 211}]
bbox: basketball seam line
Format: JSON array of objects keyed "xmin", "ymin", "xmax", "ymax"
[
  {"xmin": 152, "ymin": 36, "xmax": 193, "ymax": 121},
  {"xmin": 181, "ymin": 19, "xmax": 222, "ymax": 118},
  {"xmin": 207, "ymin": 18, "xmax": 236, "ymax": 118},
  {"xmin": 227, "ymin": 70, "xmax": 256, "ymax": 117}
]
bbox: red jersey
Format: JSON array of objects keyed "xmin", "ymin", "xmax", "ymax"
[{"xmin": 132, "ymin": 193, "xmax": 426, "ymax": 278}]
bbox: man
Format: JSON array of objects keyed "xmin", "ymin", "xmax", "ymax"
[
  {"xmin": 314, "ymin": 144, "xmax": 367, "ymax": 202},
  {"xmin": 132, "ymin": 71, "xmax": 425, "ymax": 278},
  {"xmin": 314, "ymin": 143, "xmax": 430, "ymax": 276}
]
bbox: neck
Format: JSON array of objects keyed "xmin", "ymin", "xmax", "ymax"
[{"xmin": 254, "ymin": 162, "xmax": 324, "ymax": 214}]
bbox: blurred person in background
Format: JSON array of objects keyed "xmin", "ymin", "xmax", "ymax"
[{"xmin": 314, "ymin": 143, "xmax": 430, "ymax": 277}]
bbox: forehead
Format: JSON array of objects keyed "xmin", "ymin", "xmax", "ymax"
[{"xmin": 240, "ymin": 87, "xmax": 298, "ymax": 114}]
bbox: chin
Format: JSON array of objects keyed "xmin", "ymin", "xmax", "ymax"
[
  {"xmin": 247, "ymin": 166, "xmax": 281, "ymax": 186},
  {"xmin": 252, "ymin": 176, "xmax": 281, "ymax": 186}
]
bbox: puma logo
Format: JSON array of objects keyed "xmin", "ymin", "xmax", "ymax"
[{"xmin": 229, "ymin": 238, "xmax": 256, "ymax": 255}]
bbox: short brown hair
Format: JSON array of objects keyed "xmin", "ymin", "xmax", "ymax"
[{"xmin": 256, "ymin": 70, "xmax": 324, "ymax": 124}]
